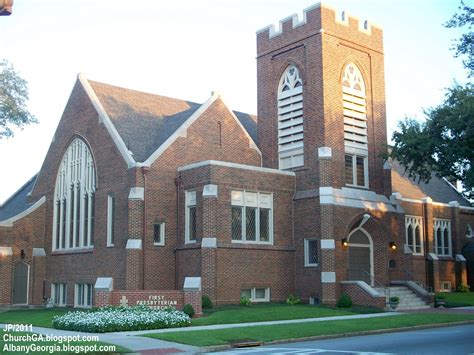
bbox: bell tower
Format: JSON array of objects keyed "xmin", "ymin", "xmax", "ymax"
[{"xmin": 256, "ymin": 3, "xmax": 389, "ymax": 196}]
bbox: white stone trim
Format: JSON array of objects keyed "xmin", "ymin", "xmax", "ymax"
[
  {"xmin": 178, "ymin": 160, "xmax": 295, "ymax": 176},
  {"xmin": 183, "ymin": 277, "xmax": 201, "ymax": 291},
  {"xmin": 456, "ymin": 254, "xmax": 467, "ymax": 262},
  {"xmin": 318, "ymin": 147, "xmax": 332, "ymax": 159},
  {"xmin": 203, "ymin": 184, "xmax": 218, "ymax": 198},
  {"xmin": 128, "ymin": 187, "xmax": 144, "ymax": 200},
  {"xmin": 448, "ymin": 201, "xmax": 460, "ymax": 208},
  {"xmin": 340, "ymin": 281, "xmax": 382, "ymax": 297},
  {"xmin": 0, "ymin": 196, "xmax": 46, "ymax": 227},
  {"xmin": 320, "ymin": 239, "xmax": 335, "ymax": 249},
  {"xmin": 421, "ymin": 197, "xmax": 433, "ymax": 204},
  {"xmin": 201, "ymin": 237, "xmax": 217, "ymax": 249},
  {"xmin": 94, "ymin": 277, "xmax": 113, "ymax": 291},
  {"xmin": 427, "ymin": 252, "xmax": 439, "ymax": 261},
  {"xmin": 319, "ymin": 187, "xmax": 397, "ymax": 212},
  {"xmin": 32, "ymin": 248, "xmax": 46, "ymax": 257},
  {"xmin": 461, "ymin": 206, "xmax": 474, "ymax": 211},
  {"xmin": 0, "ymin": 247, "xmax": 13, "ymax": 256},
  {"xmin": 126, "ymin": 239, "xmax": 142, "ymax": 250},
  {"xmin": 321, "ymin": 271, "xmax": 336, "ymax": 283},
  {"xmin": 400, "ymin": 197, "xmax": 423, "ymax": 204},
  {"xmin": 78, "ymin": 73, "xmax": 136, "ymax": 168}
]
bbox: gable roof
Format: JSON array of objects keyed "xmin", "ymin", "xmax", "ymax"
[
  {"xmin": 83, "ymin": 77, "xmax": 259, "ymax": 164},
  {"xmin": 0, "ymin": 174, "xmax": 38, "ymax": 221},
  {"xmin": 391, "ymin": 160, "xmax": 471, "ymax": 207}
]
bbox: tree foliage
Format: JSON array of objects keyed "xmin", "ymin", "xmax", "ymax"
[
  {"xmin": 445, "ymin": 1, "xmax": 474, "ymax": 77},
  {"xmin": 0, "ymin": 59, "xmax": 37, "ymax": 138},
  {"xmin": 391, "ymin": 85, "xmax": 474, "ymax": 199}
]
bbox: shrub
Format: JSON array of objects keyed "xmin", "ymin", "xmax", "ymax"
[
  {"xmin": 202, "ymin": 295, "xmax": 213, "ymax": 309},
  {"xmin": 336, "ymin": 293, "xmax": 353, "ymax": 308},
  {"xmin": 389, "ymin": 296, "xmax": 400, "ymax": 303},
  {"xmin": 240, "ymin": 296, "xmax": 251, "ymax": 306},
  {"xmin": 52, "ymin": 305, "xmax": 190, "ymax": 333},
  {"xmin": 182, "ymin": 304, "xmax": 195, "ymax": 318},
  {"xmin": 286, "ymin": 294, "xmax": 301, "ymax": 305},
  {"xmin": 457, "ymin": 283, "xmax": 470, "ymax": 292}
]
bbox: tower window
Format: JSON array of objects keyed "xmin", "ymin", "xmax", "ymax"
[
  {"xmin": 342, "ymin": 63, "xmax": 368, "ymax": 187},
  {"xmin": 278, "ymin": 65, "xmax": 304, "ymax": 170}
]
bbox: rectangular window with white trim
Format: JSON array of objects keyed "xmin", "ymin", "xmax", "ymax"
[
  {"xmin": 231, "ymin": 190, "xmax": 273, "ymax": 244},
  {"xmin": 153, "ymin": 222, "xmax": 165, "ymax": 246},
  {"xmin": 75, "ymin": 283, "xmax": 93, "ymax": 308},
  {"xmin": 106, "ymin": 194, "xmax": 115, "ymax": 247},
  {"xmin": 434, "ymin": 219, "xmax": 452, "ymax": 256},
  {"xmin": 240, "ymin": 287, "xmax": 270, "ymax": 302},
  {"xmin": 304, "ymin": 239, "xmax": 318, "ymax": 266},
  {"xmin": 51, "ymin": 283, "xmax": 67, "ymax": 306},
  {"xmin": 185, "ymin": 190, "xmax": 197, "ymax": 244},
  {"xmin": 344, "ymin": 153, "xmax": 368, "ymax": 188},
  {"xmin": 405, "ymin": 216, "xmax": 423, "ymax": 255}
]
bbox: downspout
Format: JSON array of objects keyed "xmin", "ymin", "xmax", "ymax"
[
  {"xmin": 174, "ymin": 174, "xmax": 182, "ymax": 289},
  {"xmin": 141, "ymin": 167, "xmax": 149, "ymax": 290}
]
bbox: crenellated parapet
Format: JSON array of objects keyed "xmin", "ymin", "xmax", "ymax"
[{"xmin": 257, "ymin": 2, "xmax": 383, "ymax": 56}]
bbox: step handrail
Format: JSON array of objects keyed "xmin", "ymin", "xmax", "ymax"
[{"xmin": 362, "ymin": 269, "xmax": 390, "ymax": 303}]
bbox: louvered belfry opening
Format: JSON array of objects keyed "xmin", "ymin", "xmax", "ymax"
[
  {"xmin": 342, "ymin": 63, "xmax": 368, "ymax": 187},
  {"xmin": 277, "ymin": 65, "xmax": 304, "ymax": 170}
]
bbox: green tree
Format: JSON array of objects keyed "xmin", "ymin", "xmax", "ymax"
[
  {"xmin": 390, "ymin": 2, "xmax": 474, "ymax": 200},
  {"xmin": 0, "ymin": 59, "xmax": 37, "ymax": 138},
  {"xmin": 391, "ymin": 85, "xmax": 473, "ymax": 199},
  {"xmin": 445, "ymin": 1, "xmax": 474, "ymax": 77}
]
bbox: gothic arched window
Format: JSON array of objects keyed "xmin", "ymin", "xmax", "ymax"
[
  {"xmin": 277, "ymin": 65, "xmax": 304, "ymax": 170},
  {"xmin": 342, "ymin": 63, "xmax": 368, "ymax": 187},
  {"xmin": 53, "ymin": 138, "xmax": 96, "ymax": 250}
]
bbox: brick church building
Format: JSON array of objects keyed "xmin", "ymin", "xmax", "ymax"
[{"xmin": 1, "ymin": 3, "xmax": 473, "ymax": 309}]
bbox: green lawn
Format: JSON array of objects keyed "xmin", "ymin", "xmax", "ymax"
[
  {"xmin": 0, "ymin": 308, "xmax": 71, "ymax": 328},
  {"xmin": 436, "ymin": 292, "xmax": 474, "ymax": 307},
  {"xmin": 0, "ymin": 332, "xmax": 131, "ymax": 354},
  {"xmin": 147, "ymin": 313, "xmax": 474, "ymax": 347},
  {"xmin": 0, "ymin": 304, "xmax": 380, "ymax": 329},
  {"xmin": 192, "ymin": 303, "xmax": 381, "ymax": 326}
]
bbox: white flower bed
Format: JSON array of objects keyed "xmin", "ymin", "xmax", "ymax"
[{"xmin": 53, "ymin": 305, "xmax": 191, "ymax": 333}]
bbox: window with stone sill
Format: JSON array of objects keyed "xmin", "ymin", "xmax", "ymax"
[
  {"xmin": 51, "ymin": 283, "xmax": 67, "ymax": 307},
  {"xmin": 75, "ymin": 283, "xmax": 93, "ymax": 308},
  {"xmin": 240, "ymin": 287, "xmax": 270, "ymax": 302},
  {"xmin": 405, "ymin": 216, "xmax": 423, "ymax": 255},
  {"xmin": 231, "ymin": 190, "xmax": 273, "ymax": 244},
  {"xmin": 185, "ymin": 190, "xmax": 197, "ymax": 244},
  {"xmin": 304, "ymin": 238, "xmax": 318, "ymax": 267},
  {"xmin": 466, "ymin": 224, "xmax": 473, "ymax": 239},
  {"xmin": 154, "ymin": 222, "xmax": 165, "ymax": 246},
  {"xmin": 433, "ymin": 219, "xmax": 452, "ymax": 257}
]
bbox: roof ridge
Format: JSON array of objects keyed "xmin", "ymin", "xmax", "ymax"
[{"xmin": 88, "ymin": 79, "xmax": 201, "ymax": 107}]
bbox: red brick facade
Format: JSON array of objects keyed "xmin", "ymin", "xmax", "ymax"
[{"xmin": 0, "ymin": 3, "xmax": 473, "ymax": 309}]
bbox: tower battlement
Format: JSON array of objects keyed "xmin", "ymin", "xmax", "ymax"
[{"xmin": 256, "ymin": 2, "xmax": 383, "ymax": 56}]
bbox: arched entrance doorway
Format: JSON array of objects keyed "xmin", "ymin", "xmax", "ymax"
[
  {"xmin": 462, "ymin": 242, "xmax": 474, "ymax": 290},
  {"xmin": 347, "ymin": 228, "xmax": 374, "ymax": 285},
  {"xmin": 12, "ymin": 262, "xmax": 29, "ymax": 304}
]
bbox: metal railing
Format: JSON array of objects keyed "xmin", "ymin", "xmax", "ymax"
[{"xmin": 362, "ymin": 270, "xmax": 390, "ymax": 303}]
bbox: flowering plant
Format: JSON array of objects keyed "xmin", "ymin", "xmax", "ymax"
[{"xmin": 52, "ymin": 305, "xmax": 191, "ymax": 333}]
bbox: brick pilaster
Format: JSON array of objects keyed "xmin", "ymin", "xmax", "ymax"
[{"xmin": 0, "ymin": 248, "xmax": 13, "ymax": 304}]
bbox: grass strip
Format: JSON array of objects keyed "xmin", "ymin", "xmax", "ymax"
[
  {"xmin": 192, "ymin": 304, "xmax": 379, "ymax": 326},
  {"xmin": 145, "ymin": 313, "xmax": 474, "ymax": 347},
  {"xmin": 0, "ymin": 308, "xmax": 70, "ymax": 328},
  {"xmin": 436, "ymin": 292, "xmax": 474, "ymax": 307}
]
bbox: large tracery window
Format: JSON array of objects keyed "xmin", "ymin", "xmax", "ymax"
[
  {"xmin": 342, "ymin": 63, "xmax": 368, "ymax": 188},
  {"xmin": 278, "ymin": 65, "xmax": 304, "ymax": 170},
  {"xmin": 53, "ymin": 138, "xmax": 96, "ymax": 251}
]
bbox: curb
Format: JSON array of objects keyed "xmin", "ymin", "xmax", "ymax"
[{"xmin": 200, "ymin": 320, "xmax": 474, "ymax": 353}]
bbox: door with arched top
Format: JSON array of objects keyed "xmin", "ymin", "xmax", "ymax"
[
  {"xmin": 12, "ymin": 262, "xmax": 29, "ymax": 304},
  {"xmin": 347, "ymin": 229, "xmax": 373, "ymax": 285}
]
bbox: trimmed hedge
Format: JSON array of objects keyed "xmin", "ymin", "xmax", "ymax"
[{"xmin": 52, "ymin": 305, "xmax": 190, "ymax": 333}]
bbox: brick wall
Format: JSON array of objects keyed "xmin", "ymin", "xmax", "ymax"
[{"xmin": 340, "ymin": 282, "xmax": 386, "ymax": 309}]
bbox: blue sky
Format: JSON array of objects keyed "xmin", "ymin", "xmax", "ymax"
[{"xmin": 0, "ymin": 0, "xmax": 469, "ymax": 203}]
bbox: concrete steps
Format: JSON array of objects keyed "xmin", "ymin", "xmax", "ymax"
[{"xmin": 373, "ymin": 286, "xmax": 431, "ymax": 310}]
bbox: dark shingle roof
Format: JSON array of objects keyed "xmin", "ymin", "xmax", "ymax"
[
  {"xmin": 391, "ymin": 160, "xmax": 471, "ymax": 206},
  {"xmin": 0, "ymin": 175, "xmax": 38, "ymax": 221},
  {"xmin": 89, "ymin": 81, "xmax": 258, "ymax": 162}
]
